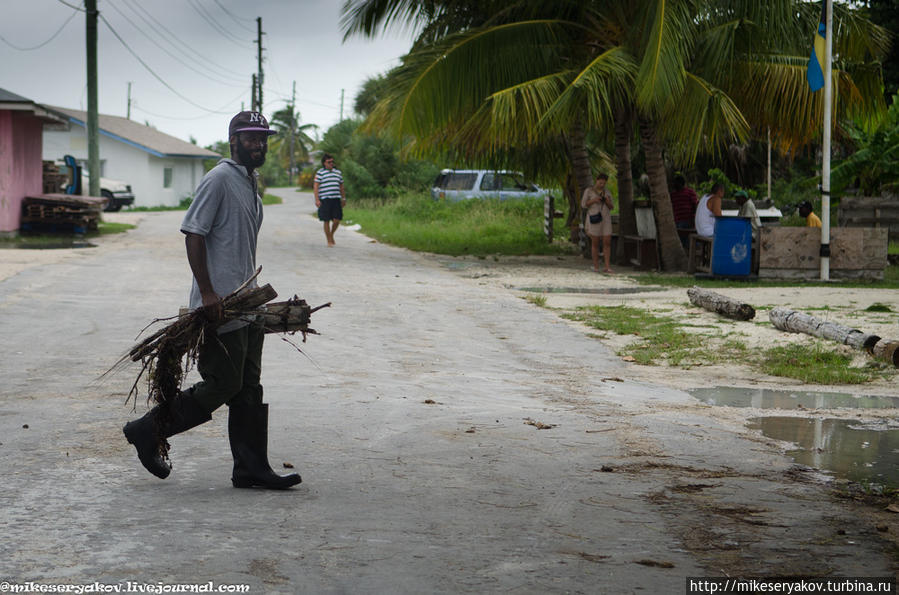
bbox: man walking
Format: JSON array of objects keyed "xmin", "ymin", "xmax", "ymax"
[
  {"xmin": 123, "ymin": 111, "xmax": 302, "ymax": 490},
  {"xmin": 314, "ymin": 153, "xmax": 346, "ymax": 246}
]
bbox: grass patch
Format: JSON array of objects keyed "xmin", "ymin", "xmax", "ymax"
[
  {"xmin": 0, "ymin": 220, "xmax": 134, "ymax": 248},
  {"xmin": 96, "ymin": 221, "xmax": 136, "ymax": 235},
  {"xmin": 562, "ymin": 304, "xmax": 894, "ymax": 384},
  {"xmin": 524, "ymin": 295, "xmax": 548, "ymax": 307},
  {"xmin": 562, "ymin": 305, "xmax": 709, "ymax": 366},
  {"xmin": 761, "ymin": 343, "xmax": 881, "ymax": 384},
  {"xmin": 344, "ymin": 192, "xmax": 574, "ymax": 256},
  {"xmin": 865, "ymin": 302, "xmax": 894, "ymax": 312}
]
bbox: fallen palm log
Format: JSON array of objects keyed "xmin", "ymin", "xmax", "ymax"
[
  {"xmin": 687, "ymin": 287, "xmax": 755, "ymax": 321},
  {"xmin": 768, "ymin": 306, "xmax": 881, "ymax": 352},
  {"xmin": 872, "ymin": 340, "xmax": 899, "ymax": 367}
]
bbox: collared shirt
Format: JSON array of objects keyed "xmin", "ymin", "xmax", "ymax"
[
  {"xmin": 181, "ymin": 158, "xmax": 263, "ymax": 333},
  {"xmin": 315, "ymin": 167, "xmax": 343, "ymax": 200},
  {"xmin": 806, "ymin": 212, "xmax": 822, "ymax": 227}
]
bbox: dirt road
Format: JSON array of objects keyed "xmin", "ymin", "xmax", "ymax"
[{"xmin": 1, "ymin": 187, "xmax": 895, "ymax": 593}]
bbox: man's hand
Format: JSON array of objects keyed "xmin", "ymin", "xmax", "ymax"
[
  {"xmin": 315, "ymin": 198, "xmax": 321, "ymax": 208},
  {"xmin": 199, "ymin": 290, "xmax": 224, "ymax": 323}
]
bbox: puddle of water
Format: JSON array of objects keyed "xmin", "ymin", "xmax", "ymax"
[
  {"xmin": 690, "ymin": 387, "xmax": 899, "ymax": 410},
  {"xmin": 517, "ymin": 286, "xmax": 667, "ymax": 295},
  {"xmin": 748, "ymin": 417, "xmax": 899, "ymax": 486}
]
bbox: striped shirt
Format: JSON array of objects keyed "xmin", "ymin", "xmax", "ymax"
[{"xmin": 315, "ymin": 167, "xmax": 343, "ymax": 200}]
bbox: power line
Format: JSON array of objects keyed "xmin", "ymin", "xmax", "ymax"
[
  {"xmin": 105, "ymin": 0, "xmax": 247, "ymax": 88},
  {"xmin": 132, "ymin": 87, "xmax": 249, "ymax": 121},
  {"xmin": 212, "ymin": 0, "xmax": 255, "ymax": 32},
  {"xmin": 0, "ymin": 4, "xmax": 80, "ymax": 51},
  {"xmin": 98, "ymin": 13, "xmax": 234, "ymax": 114},
  {"xmin": 117, "ymin": 0, "xmax": 249, "ymax": 84},
  {"xmin": 55, "ymin": 0, "xmax": 84, "ymax": 11},
  {"xmin": 186, "ymin": 0, "xmax": 248, "ymax": 47}
]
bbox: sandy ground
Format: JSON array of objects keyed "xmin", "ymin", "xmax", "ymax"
[{"xmin": 434, "ymin": 252, "xmax": 899, "ymax": 399}]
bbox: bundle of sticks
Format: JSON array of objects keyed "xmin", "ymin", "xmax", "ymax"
[{"xmin": 110, "ymin": 268, "xmax": 330, "ymax": 413}]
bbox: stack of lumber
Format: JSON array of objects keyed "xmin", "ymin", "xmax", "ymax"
[
  {"xmin": 41, "ymin": 161, "xmax": 68, "ymax": 194},
  {"xmin": 21, "ymin": 193, "xmax": 106, "ymax": 233}
]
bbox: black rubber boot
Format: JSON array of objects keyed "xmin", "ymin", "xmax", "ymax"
[
  {"xmin": 228, "ymin": 403, "xmax": 301, "ymax": 489},
  {"xmin": 123, "ymin": 392, "xmax": 212, "ymax": 479}
]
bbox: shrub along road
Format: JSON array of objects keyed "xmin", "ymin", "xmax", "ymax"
[{"xmin": 0, "ymin": 187, "xmax": 895, "ymax": 592}]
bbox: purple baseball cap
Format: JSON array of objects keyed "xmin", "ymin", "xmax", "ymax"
[{"xmin": 229, "ymin": 111, "xmax": 277, "ymax": 137}]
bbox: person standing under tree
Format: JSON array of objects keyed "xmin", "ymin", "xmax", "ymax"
[
  {"xmin": 123, "ymin": 111, "xmax": 302, "ymax": 490},
  {"xmin": 314, "ymin": 153, "xmax": 346, "ymax": 246},
  {"xmin": 581, "ymin": 173, "xmax": 615, "ymax": 274}
]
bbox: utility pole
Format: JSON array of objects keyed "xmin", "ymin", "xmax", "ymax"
[
  {"xmin": 85, "ymin": 0, "xmax": 100, "ymax": 197},
  {"xmin": 339, "ymin": 88, "xmax": 344, "ymax": 121},
  {"xmin": 127, "ymin": 82, "xmax": 132, "ymax": 120},
  {"xmin": 256, "ymin": 17, "xmax": 264, "ymax": 113},
  {"xmin": 288, "ymin": 81, "xmax": 296, "ymax": 186},
  {"xmin": 251, "ymin": 74, "xmax": 258, "ymax": 112}
]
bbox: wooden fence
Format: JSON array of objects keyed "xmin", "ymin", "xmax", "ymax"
[{"xmin": 838, "ymin": 196, "xmax": 899, "ymax": 242}]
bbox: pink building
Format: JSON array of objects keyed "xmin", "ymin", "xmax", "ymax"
[{"xmin": 0, "ymin": 88, "xmax": 64, "ymax": 234}]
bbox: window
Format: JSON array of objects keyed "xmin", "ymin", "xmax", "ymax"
[
  {"xmin": 163, "ymin": 167, "xmax": 173, "ymax": 188},
  {"xmin": 444, "ymin": 173, "xmax": 477, "ymax": 190},
  {"xmin": 500, "ymin": 174, "xmax": 527, "ymax": 191},
  {"xmin": 479, "ymin": 173, "xmax": 497, "ymax": 191}
]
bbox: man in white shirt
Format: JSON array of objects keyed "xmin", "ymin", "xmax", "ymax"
[{"xmin": 695, "ymin": 183, "xmax": 724, "ymax": 237}]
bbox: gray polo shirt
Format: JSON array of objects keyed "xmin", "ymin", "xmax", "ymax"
[{"xmin": 181, "ymin": 158, "xmax": 263, "ymax": 332}]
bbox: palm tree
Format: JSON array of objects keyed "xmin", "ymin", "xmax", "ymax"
[
  {"xmin": 269, "ymin": 105, "xmax": 318, "ymax": 186},
  {"xmin": 342, "ymin": 0, "xmax": 888, "ymax": 269}
]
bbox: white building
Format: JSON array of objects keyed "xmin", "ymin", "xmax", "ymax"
[{"xmin": 42, "ymin": 106, "xmax": 220, "ymax": 208}]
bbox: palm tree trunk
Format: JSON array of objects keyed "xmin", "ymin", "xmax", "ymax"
[
  {"xmin": 566, "ymin": 123, "xmax": 594, "ymax": 251},
  {"xmin": 638, "ymin": 117, "xmax": 687, "ymax": 271},
  {"xmin": 567, "ymin": 122, "xmax": 594, "ymax": 208},
  {"xmin": 613, "ymin": 107, "xmax": 636, "ymax": 264}
]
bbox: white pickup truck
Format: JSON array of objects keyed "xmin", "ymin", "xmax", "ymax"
[{"xmin": 56, "ymin": 155, "xmax": 135, "ymax": 212}]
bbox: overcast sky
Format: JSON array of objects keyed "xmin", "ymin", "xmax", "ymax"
[{"xmin": 1, "ymin": 0, "xmax": 415, "ymax": 148}]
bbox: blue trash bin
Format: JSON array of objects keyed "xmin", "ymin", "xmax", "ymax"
[{"xmin": 711, "ymin": 217, "xmax": 752, "ymax": 276}]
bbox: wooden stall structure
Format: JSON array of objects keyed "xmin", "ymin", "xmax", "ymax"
[{"xmin": 758, "ymin": 227, "xmax": 888, "ymax": 280}]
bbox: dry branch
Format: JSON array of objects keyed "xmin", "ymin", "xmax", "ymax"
[
  {"xmin": 687, "ymin": 287, "xmax": 755, "ymax": 321},
  {"xmin": 768, "ymin": 306, "xmax": 881, "ymax": 352},
  {"xmin": 105, "ymin": 268, "xmax": 329, "ymax": 468}
]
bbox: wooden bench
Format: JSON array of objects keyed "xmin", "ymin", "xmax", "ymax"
[{"xmin": 687, "ymin": 234, "xmax": 713, "ymax": 274}]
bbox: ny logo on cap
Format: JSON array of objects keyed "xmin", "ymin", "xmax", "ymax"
[{"xmin": 249, "ymin": 112, "xmax": 265, "ymax": 125}]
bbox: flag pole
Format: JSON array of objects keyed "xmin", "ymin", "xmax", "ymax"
[{"xmin": 820, "ymin": 0, "xmax": 833, "ymax": 281}]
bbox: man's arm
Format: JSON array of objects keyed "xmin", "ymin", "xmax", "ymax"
[
  {"xmin": 313, "ymin": 179, "xmax": 321, "ymax": 208},
  {"xmin": 709, "ymin": 195, "xmax": 723, "ymax": 217},
  {"xmin": 340, "ymin": 182, "xmax": 346, "ymax": 206},
  {"xmin": 184, "ymin": 232, "xmax": 223, "ymax": 321}
]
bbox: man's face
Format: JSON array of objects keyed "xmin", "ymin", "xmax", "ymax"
[
  {"xmin": 234, "ymin": 132, "xmax": 268, "ymax": 168},
  {"xmin": 323, "ymin": 157, "xmax": 335, "ymax": 170}
]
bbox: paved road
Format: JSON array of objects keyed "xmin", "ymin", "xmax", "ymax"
[{"xmin": 1, "ymin": 188, "xmax": 892, "ymax": 593}]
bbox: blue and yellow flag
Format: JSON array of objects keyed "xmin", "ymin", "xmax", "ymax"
[{"xmin": 807, "ymin": 1, "xmax": 826, "ymax": 92}]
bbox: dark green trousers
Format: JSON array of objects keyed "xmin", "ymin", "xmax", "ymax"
[{"xmin": 189, "ymin": 321, "xmax": 264, "ymax": 414}]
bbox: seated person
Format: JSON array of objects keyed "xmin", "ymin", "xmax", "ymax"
[
  {"xmin": 797, "ymin": 200, "xmax": 822, "ymax": 227},
  {"xmin": 695, "ymin": 183, "xmax": 723, "ymax": 237},
  {"xmin": 670, "ymin": 174, "xmax": 698, "ymax": 230}
]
